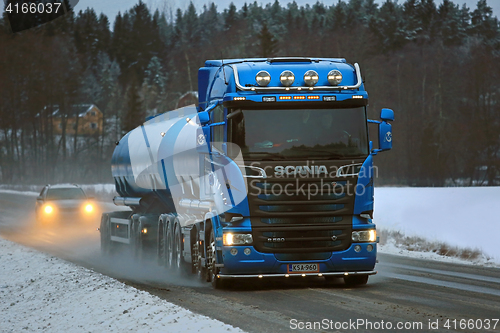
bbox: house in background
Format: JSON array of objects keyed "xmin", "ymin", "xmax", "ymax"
[
  {"xmin": 49, "ymin": 104, "xmax": 103, "ymax": 136},
  {"xmin": 176, "ymin": 91, "xmax": 198, "ymax": 108}
]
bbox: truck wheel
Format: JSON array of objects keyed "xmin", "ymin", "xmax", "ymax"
[
  {"xmin": 173, "ymin": 224, "xmax": 182, "ymax": 271},
  {"xmin": 208, "ymin": 231, "xmax": 224, "ymax": 289},
  {"xmin": 194, "ymin": 232, "xmax": 207, "ymax": 281},
  {"xmin": 134, "ymin": 220, "xmax": 144, "ymax": 261},
  {"xmin": 324, "ymin": 275, "xmax": 339, "ymax": 284},
  {"xmin": 344, "ymin": 275, "xmax": 369, "ymax": 287},
  {"xmin": 100, "ymin": 214, "xmax": 111, "ymax": 255},
  {"xmin": 165, "ymin": 220, "xmax": 173, "ymax": 268},
  {"xmin": 133, "ymin": 222, "xmax": 142, "ymax": 260},
  {"xmin": 197, "ymin": 254, "xmax": 207, "ymax": 281},
  {"xmin": 157, "ymin": 220, "xmax": 166, "ymax": 266}
]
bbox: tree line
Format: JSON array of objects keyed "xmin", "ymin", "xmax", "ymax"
[{"xmin": 0, "ymin": 0, "xmax": 499, "ymax": 186}]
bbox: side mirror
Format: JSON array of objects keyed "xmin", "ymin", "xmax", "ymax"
[
  {"xmin": 87, "ymin": 196, "xmax": 95, "ymax": 200},
  {"xmin": 36, "ymin": 196, "xmax": 43, "ymax": 201},
  {"xmin": 198, "ymin": 111, "xmax": 210, "ymax": 125},
  {"xmin": 378, "ymin": 121, "xmax": 392, "ymax": 151},
  {"xmin": 369, "ymin": 109, "xmax": 394, "ymax": 155},
  {"xmin": 380, "ymin": 108, "xmax": 394, "ymax": 122}
]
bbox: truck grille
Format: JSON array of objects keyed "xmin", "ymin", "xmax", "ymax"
[
  {"xmin": 247, "ymin": 177, "xmax": 358, "ymax": 252},
  {"xmin": 248, "ymin": 178, "xmax": 355, "ymax": 218},
  {"xmin": 252, "ymin": 224, "xmax": 351, "ymax": 253}
]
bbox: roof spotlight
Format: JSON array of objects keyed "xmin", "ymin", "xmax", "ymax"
[
  {"xmin": 279, "ymin": 70, "xmax": 295, "ymax": 87},
  {"xmin": 255, "ymin": 71, "xmax": 271, "ymax": 87},
  {"xmin": 303, "ymin": 70, "xmax": 319, "ymax": 87},
  {"xmin": 328, "ymin": 70, "xmax": 343, "ymax": 86}
]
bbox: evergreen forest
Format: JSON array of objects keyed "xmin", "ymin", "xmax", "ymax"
[{"xmin": 0, "ymin": 0, "xmax": 499, "ymax": 186}]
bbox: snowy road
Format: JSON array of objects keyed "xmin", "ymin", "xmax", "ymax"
[{"xmin": 1, "ymin": 191, "xmax": 500, "ymax": 333}]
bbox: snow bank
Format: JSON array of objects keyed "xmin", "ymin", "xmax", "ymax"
[
  {"xmin": 0, "ymin": 237, "xmax": 245, "ymax": 333},
  {"xmin": 0, "ymin": 189, "xmax": 38, "ymax": 197},
  {"xmin": 375, "ymin": 187, "xmax": 500, "ymax": 263},
  {"xmin": 0, "ymin": 184, "xmax": 118, "ymax": 201}
]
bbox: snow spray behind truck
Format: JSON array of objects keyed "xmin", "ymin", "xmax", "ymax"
[{"xmin": 100, "ymin": 57, "xmax": 394, "ymax": 288}]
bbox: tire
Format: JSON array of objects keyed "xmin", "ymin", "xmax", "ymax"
[
  {"xmin": 173, "ymin": 223, "xmax": 182, "ymax": 271},
  {"xmin": 100, "ymin": 214, "xmax": 111, "ymax": 255},
  {"xmin": 208, "ymin": 231, "xmax": 224, "ymax": 289},
  {"xmin": 196, "ymin": 235, "xmax": 207, "ymax": 281},
  {"xmin": 344, "ymin": 275, "xmax": 369, "ymax": 287},
  {"xmin": 157, "ymin": 219, "xmax": 165, "ymax": 266},
  {"xmin": 165, "ymin": 219, "xmax": 173, "ymax": 268},
  {"xmin": 324, "ymin": 275, "xmax": 339, "ymax": 284},
  {"xmin": 133, "ymin": 219, "xmax": 144, "ymax": 261}
]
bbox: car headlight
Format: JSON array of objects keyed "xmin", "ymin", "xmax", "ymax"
[
  {"xmin": 44, "ymin": 205, "xmax": 54, "ymax": 214},
  {"xmin": 223, "ymin": 233, "xmax": 253, "ymax": 245},
  {"xmin": 352, "ymin": 230, "xmax": 376, "ymax": 242},
  {"xmin": 84, "ymin": 204, "xmax": 93, "ymax": 213}
]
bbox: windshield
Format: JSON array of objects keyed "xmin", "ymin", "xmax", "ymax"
[
  {"xmin": 228, "ymin": 108, "xmax": 369, "ymax": 160},
  {"xmin": 46, "ymin": 188, "xmax": 87, "ymax": 200}
]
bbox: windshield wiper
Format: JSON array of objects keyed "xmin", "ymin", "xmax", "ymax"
[
  {"xmin": 246, "ymin": 152, "xmax": 285, "ymax": 160},
  {"xmin": 288, "ymin": 148, "xmax": 346, "ymax": 157}
]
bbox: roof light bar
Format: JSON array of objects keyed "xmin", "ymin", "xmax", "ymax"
[{"xmin": 233, "ymin": 63, "xmax": 363, "ymax": 91}]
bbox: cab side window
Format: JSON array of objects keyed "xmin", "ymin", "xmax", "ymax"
[{"xmin": 211, "ymin": 105, "xmax": 224, "ymax": 152}]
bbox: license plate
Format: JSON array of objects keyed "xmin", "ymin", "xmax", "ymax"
[{"xmin": 287, "ymin": 263, "xmax": 319, "ymax": 274}]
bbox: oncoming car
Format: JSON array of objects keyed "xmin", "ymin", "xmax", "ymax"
[{"xmin": 36, "ymin": 184, "xmax": 96, "ymax": 223}]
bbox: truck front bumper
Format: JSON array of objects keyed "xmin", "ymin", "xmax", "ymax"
[
  {"xmin": 218, "ymin": 242, "xmax": 377, "ymax": 277},
  {"xmin": 217, "ymin": 270, "xmax": 376, "ymax": 279}
]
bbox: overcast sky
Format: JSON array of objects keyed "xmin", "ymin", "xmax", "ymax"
[
  {"xmin": 72, "ymin": 0, "xmax": 499, "ymax": 26},
  {"xmin": 2, "ymin": 0, "xmax": 497, "ymax": 27}
]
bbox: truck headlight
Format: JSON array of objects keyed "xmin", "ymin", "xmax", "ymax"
[
  {"xmin": 223, "ymin": 233, "xmax": 253, "ymax": 245},
  {"xmin": 352, "ymin": 230, "xmax": 376, "ymax": 242}
]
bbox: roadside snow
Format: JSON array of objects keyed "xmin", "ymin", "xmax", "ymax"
[
  {"xmin": 0, "ymin": 189, "xmax": 38, "ymax": 197},
  {"xmin": 0, "ymin": 186, "xmax": 498, "ymax": 331},
  {"xmin": 0, "ymin": 237, "xmax": 246, "ymax": 333},
  {"xmin": 378, "ymin": 238, "xmax": 499, "ymax": 267},
  {"xmin": 375, "ymin": 187, "xmax": 500, "ymax": 264}
]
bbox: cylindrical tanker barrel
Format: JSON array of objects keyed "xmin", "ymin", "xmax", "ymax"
[
  {"xmin": 110, "ymin": 104, "xmax": 249, "ymax": 222},
  {"xmin": 111, "ymin": 105, "xmax": 202, "ymax": 203}
]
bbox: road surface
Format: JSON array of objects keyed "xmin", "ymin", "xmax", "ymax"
[{"xmin": 1, "ymin": 191, "xmax": 499, "ymax": 332}]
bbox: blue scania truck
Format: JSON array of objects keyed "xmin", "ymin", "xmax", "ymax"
[{"xmin": 100, "ymin": 57, "xmax": 394, "ymax": 288}]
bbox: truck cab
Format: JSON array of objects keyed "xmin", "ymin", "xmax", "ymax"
[{"xmin": 197, "ymin": 58, "xmax": 394, "ymax": 286}]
